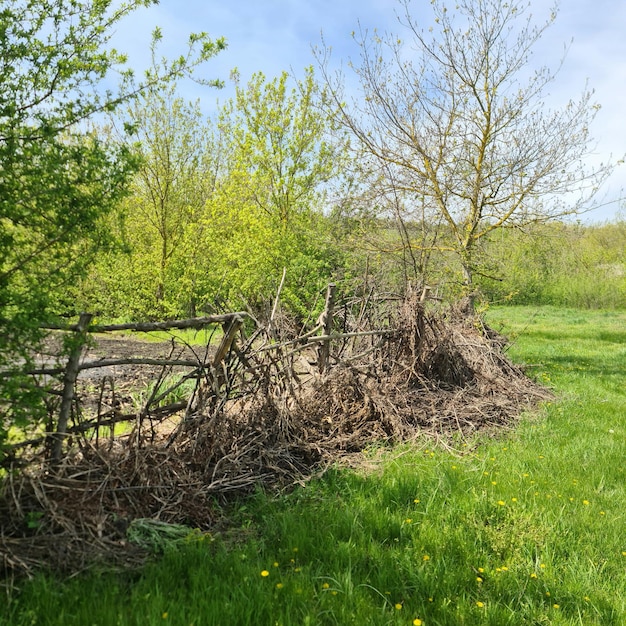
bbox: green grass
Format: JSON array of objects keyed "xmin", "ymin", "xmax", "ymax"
[{"xmin": 2, "ymin": 306, "xmax": 625, "ymax": 625}]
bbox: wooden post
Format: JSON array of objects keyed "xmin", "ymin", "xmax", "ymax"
[
  {"xmin": 318, "ymin": 283, "xmax": 336, "ymax": 373},
  {"xmin": 50, "ymin": 312, "xmax": 92, "ymax": 466}
]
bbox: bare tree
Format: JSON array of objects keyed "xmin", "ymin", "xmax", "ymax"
[{"xmin": 318, "ymin": 0, "xmax": 615, "ymax": 303}]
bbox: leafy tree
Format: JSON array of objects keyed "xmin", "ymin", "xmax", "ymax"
[
  {"xmin": 206, "ymin": 68, "xmax": 348, "ymax": 316},
  {"xmin": 318, "ymin": 0, "xmax": 615, "ymax": 303},
  {"xmin": 0, "ymin": 0, "xmax": 224, "ymax": 455}
]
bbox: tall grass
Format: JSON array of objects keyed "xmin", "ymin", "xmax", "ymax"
[{"xmin": 2, "ymin": 306, "xmax": 625, "ymax": 625}]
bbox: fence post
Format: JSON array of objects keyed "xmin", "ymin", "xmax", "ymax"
[
  {"xmin": 50, "ymin": 312, "xmax": 92, "ymax": 466},
  {"xmin": 318, "ymin": 283, "xmax": 336, "ymax": 373}
]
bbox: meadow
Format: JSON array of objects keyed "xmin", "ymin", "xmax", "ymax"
[{"xmin": 2, "ymin": 306, "xmax": 624, "ymax": 626}]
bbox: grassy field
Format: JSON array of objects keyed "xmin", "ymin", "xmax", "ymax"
[{"xmin": 2, "ymin": 306, "xmax": 625, "ymax": 625}]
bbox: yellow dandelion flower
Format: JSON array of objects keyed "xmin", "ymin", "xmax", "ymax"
[
  {"xmin": 546, "ymin": 592, "xmax": 551, "ymax": 597},
  {"xmin": 476, "ymin": 601, "xmax": 484, "ymax": 608},
  {"xmin": 501, "ymin": 566, "xmax": 508, "ymax": 571},
  {"xmin": 600, "ymin": 511, "xmax": 605, "ymax": 516},
  {"xmin": 395, "ymin": 603, "xmax": 403, "ymax": 610},
  {"xmin": 583, "ymin": 500, "xmax": 590, "ymax": 505},
  {"xmin": 162, "ymin": 613, "xmax": 168, "ymax": 620},
  {"xmin": 405, "ymin": 518, "xmax": 413, "ymax": 524},
  {"xmin": 478, "ymin": 567, "xmax": 484, "ymax": 573},
  {"xmin": 423, "ymin": 554, "xmax": 430, "ymax": 561},
  {"xmin": 322, "ymin": 582, "xmax": 330, "ymax": 589},
  {"xmin": 413, "ymin": 619, "xmax": 423, "ymax": 625},
  {"xmin": 511, "ymin": 497, "xmax": 518, "ymax": 502},
  {"xmin": 276, "ymin": 583, "xmax": 284, "ymax": 589},
  {"xmin": 273, "ymin": 562, "xmax": 279, "ymax": 567},
  {"xmin": 491, "ymin": 481, "xmax": 497, "ymax": 485},
  {"xmin": 495, "ymin": 567, "xmax": 502, "ymax": 572},
  {"xmin": 414, "ymin": 498, "xmax": 420, "ymax": 503},
  {"xmin": 476, "ymin": 577, "xmax": 483, "ymax": 583},
  {"xmin": 261, "ymin": 570, "xmax": 270, "ymax": 577},
  {"xmin": 553, "ymin": 604, "xmax": 560, "ymax": 609},
  {"xmin": 294, "ymin": 567, "xmax": 302, "ymax": 572},
  {"xmin": 584, "ymin": 596, "xmax": 591, "ymax": 601},
  {"xmin": 530, "ymin": 573, "xmax": 538, "ymax": 579},
  {"xmin": 622, "ymin": 551, "xmax": 626, "ymax": 557},
  {"xmin": 331, "ymin": 591, "xmax": 337, "ymax": 595},
  {"xmin": 497, "ymin": 500, "xmax": 506, "ymax": 506}
]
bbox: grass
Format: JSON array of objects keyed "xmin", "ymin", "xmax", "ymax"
[{"xmin": 2, "ymin": 306, "xmax": 625, "ymax": 625}]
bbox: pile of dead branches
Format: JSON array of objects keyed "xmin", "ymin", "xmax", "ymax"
[{"xmin": 1, "ymin": 292, "xmax": 551, "ymax": 578}]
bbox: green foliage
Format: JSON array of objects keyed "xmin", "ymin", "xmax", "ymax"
[
  {"xmin": 81, "ymin": 68, "xmax": 349, "ymax": 322},
  {"xmin": 0, "ymin": 0, "xmax": 225, "ymax": 456},
  {"xmin": 477, "ymin": 220, "xmax": 626, "ymax": 308}
]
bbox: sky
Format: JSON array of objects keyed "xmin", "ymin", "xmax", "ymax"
[{"xmin": 111, "ymin": 0, "xmax": 626, "ymax": 222}]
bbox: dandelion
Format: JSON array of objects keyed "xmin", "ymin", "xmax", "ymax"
[
  {"xmin": 414, "ymin": 498, "xmax": 420, "ymax": 503},
  {"xmin": 162, "ymin": 613, "xmax": 168, "ymax": 620},
  {"xmin": 546, "ymin": 592, "xmax": 551, "ymax": 597},
  {"xmin": 476, "ymin": 601, "xmax": 484, "ymax": 608},
  {"xmin": 477, "ymin": 567, "xmax": 484, "ymax": 573},
  {"xmin": 530, "ymin": 573, "xmax": 538, "ymax": 579},
  {"xmin": 583, "ymin": 500, "xmax": 590, "ymax": 505},
  {"xmin": 273, "ymin": 562, "xmax": 279, "ymax": 567},
  {"xmin": 553, "ymin": 604, "xmax": 560, "ymax": 609},
  {"xmin": 276, "ymin": 583, "xmax": 284, "ymax": 589},
  {"xmin": 511, "ymin": 497, "xmax": 518, "ymax": 502},
  {"xmin": 476, "ymin": 577, "xmax": 483, "ymax": 583},
  {"xmin": 395, "ymin": 603, "xmax": 403, "ymax": 610},
  {"xmin": 497, "ymin": 500, "xmax": 506, "ymax": 506},
  {"xmin": 600, "ymin": 511, "xmax": 606, "ymax": 516},
  {"xmin": 584, "ymin": 596, "xmax": 591, "ymax": 602},
  {"xmin": 294, "ymin": 567, "xmax": 302, "ymax": 572},
  {"xmin": 261, "ymin": 570, "xmax": 270, "ymax": 577},
  {"xmin": 413, "ymin": 619, "xmax": 424, "ymax": 625},
  {"xmin": 540, "ymin": 563, "xmax": 546, "ymax": 569},
  {"xmin": 501, "ymin": 566, "xmax": 508, "ymax": 571},
  {"xmin": 622, "ymin": 551, "xmax": 626, "ymax": 557},
  {"xmin": 405, "ymin": 518, "xmax": 413, "ymax": 524},
  {"xmin": 423, "ymin": 554, "xmax": 431, "ymax": 561},
  {"xmin": 491, "ymin": 481, "xmax": 497, "ymax": 485},
  {"xmin": 322, "ymin": 582, "xmax": 330, "ymax": 589}
]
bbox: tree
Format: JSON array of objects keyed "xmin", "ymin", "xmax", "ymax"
[
  {"xmin": 318, "ymin": 0, "xmax": 615, "ymax": 302},
  {"xmin": 210, "ymin": 68, "xmax": 348, "ymax": 315},
  {"xmin": 0, "ymin": 0, "xmax": 224, "ymax": 454},
  {"xmin": 113, "ymin": 83, "xmax": 221, "ymax": 319}
]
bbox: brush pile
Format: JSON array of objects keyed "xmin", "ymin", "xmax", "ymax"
[{"xmin": 1, "ymin": 291, "xmax": 551, "ymax": 578}]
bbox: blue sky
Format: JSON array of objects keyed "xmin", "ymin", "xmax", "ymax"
[{"xmin": 112, "ymin": 0, "xmax": 625, "ymax": 222}]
